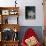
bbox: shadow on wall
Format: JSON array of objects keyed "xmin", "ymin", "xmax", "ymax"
[{"xmin": 18, "ymin": 26, "xmax": 43, "ymax": 43}]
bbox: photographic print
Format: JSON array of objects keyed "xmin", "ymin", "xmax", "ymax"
[
  {"xmin": 2, "ymin": 10, "xmax": 9, "ymax": 15},
  {"xmin": 25, "ymin": 6, "xmax": 35, "ymax": 19}
]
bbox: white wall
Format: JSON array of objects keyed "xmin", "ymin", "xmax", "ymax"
[{"xmin": 0, "ymin": 0, "xmax": 44, "ymax": 26}]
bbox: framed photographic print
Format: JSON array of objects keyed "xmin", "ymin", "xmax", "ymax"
[
  {"xmin": 2, "ymin": 10, "xmax": 9, "ymax": 15},
  {"xmin": 25, "ymin": 6, "xmax": 35, "ymax": 19}
]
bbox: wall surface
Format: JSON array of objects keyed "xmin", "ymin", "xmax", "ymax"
[{"xmin": 0, "ymin": 0, "xmax": 44, "ymax": 26}]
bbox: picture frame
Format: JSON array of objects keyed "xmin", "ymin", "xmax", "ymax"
[
  {"xmin": 25, "ymin": 6, "xmax": 35, "ymax": 19},
  {"xmin": 2, "ymin": 10, "xmax": 9, "ymax": 15}
]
